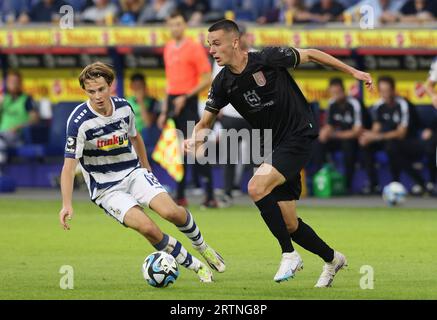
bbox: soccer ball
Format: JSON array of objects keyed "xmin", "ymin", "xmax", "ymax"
[
  {"xmin": 142, "ymin": 251, "xmax": 179, "ymax": 288},
  {"xmin": 382, "ymin": 182, "xmax": 407, "ymax": 206}
]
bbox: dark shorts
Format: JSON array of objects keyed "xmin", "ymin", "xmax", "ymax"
[{"xmin": 264, "ymin": 136, "xmax": 315, "ymax": 202}]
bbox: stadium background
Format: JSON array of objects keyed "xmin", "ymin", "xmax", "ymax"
[
  {"xmin": 1, "ymin": 25, "xmax": 436, "ymax": 191},
  {"xmin": 1, "ymin": 0, "xmax": 437, "ymax": 300}
]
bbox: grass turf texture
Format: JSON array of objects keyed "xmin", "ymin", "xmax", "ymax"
[{"xmin": 0, "ymin": 199, "xmax": 436, "ymax": 300}]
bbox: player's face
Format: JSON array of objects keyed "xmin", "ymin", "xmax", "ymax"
[
  {"xmin": 6, "ymin": 74, "xmax": 22, "ymax": 95},
  {"xmin": 131, "ymin": 80, "xmax": 145, "ymax": 94},
  {"xmin": 329, "ymin": 84, "xmax": 345, "ymax": 102},
  {"xmin": 378, "ymin": 81, "xmax": 395, "ymax": 102},
  {"xmin": 208, "ymin": 30, "xmax": 238, "ymax": 66},
  {"xmin": 167, "ymin": 16, "xmax": 186, "ymax": 41},
  {"xmin": 83, "ymin": 77, "xmax": 112, "ymax": 113}
]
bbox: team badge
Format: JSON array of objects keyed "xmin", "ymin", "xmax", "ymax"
[
  {"xmin": 252, "ymin": 71, "xmax": 266, "ymax": 87},
  {"xmin": 65, "ymin": 136, "xmax": 77, "ymax": 153}
]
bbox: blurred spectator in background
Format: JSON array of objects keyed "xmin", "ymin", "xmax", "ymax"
[
  {"xmin": 359, "ymin": 76, "xmax": 428, "ymax": 195},
  {"xmin": 309, "ymin": 0, "xmax": 345, "ymax": 22},
  {"xmin": 1, "ymin": 0, "xmax": 30, "ymax": 24},
  {"xmin": 0, "ymin": 70, "xmax": 39, "ymax": 172},
  {"xmin": 80, "ymin": 0, "xmax": 118, "ymax": 25},
  {"xmin": 399, "ymin": 0, "xmax": 436, "ymax": 23},
  {"xmin": 127, "ymin": 73, "xmax": 161, "ymax": 158},
  {"xmin": 345, "ymin": 0, "xmax": 406, "ymax": 25},
  {"xmin": 118, "ymin": 0, "xmax": 145, "ymax": 25},
  {"xmin": 138, "ymin": 0, "xmax": 176, "ymax": 24},
  {"xmin": 424, "ymin": 56, "xmax": 437, "ymax": 194},
  {"xmin": 313, "ymin": 78, "xmax": 365, "ymax": 194},
  {"xmin": 18, "ymin": 0, "xmax": 68, "ymax": 24},
  {"xmin": 177, "ymin": 0, "xmax": 210, "ymax": 26},
  {"xmin": 257, "ymin": 0, "xmax": 312, "ymax": 24},
  {"xmin": 158, "ymin": 11, "xmax": 216, "ymax": 208}
]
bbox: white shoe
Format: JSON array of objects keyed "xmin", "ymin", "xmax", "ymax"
[
  {"xmin": 314, "ymin": 251, "xmax": 347, "ymax": 288},
  {"xmin": 273, "ymin": 251, "xmax": 303, "ymax": 283}
]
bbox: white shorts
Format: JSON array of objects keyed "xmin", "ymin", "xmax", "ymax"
[{"xmin": 94, "ymin": 168, "xmax": 167, "ymax": 225}]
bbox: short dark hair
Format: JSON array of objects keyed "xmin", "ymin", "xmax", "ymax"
[
  {"xmin": 329, "ymin": 77, "xmax": 344, "ymax": 89},
  {"xmin": 208, "ymin": 19, "xmax": 240, "ymax": 35},
  {"xmin": 168, "ymin": 10, "xmax": 186, "ymax": 22},
  {"xmin": 378, "ymin": 76, "xmax": 395, "ymax": 89},
  {"xmin": 130, "ymin": 73, "xmax": 145, "ymax": 83}
]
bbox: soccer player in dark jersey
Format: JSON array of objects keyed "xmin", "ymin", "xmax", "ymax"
[
  {"xmin": 185, "ymin": 20, "xmax": 373, "ymax": 287},
  {"xmin": 360, "ymin": 76, "xmax": 429, "ymax": 195},
  {"xmin": 314, "ymin": 78, "xmax": 367, "ymax": 194}
]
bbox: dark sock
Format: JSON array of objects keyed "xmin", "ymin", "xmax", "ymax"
[
  {"xmin": 255, "ymin": 194, "xmax": 294, "ymax": 253},
  {"xmin": 290, "ymin": 218, "xmax": 334, "ymax": 262}
]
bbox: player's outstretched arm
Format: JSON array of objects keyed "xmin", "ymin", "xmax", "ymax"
[
  {"xmin": 296, "ymin": 48, "xmax": 373, "ymax": 91},
  {"xmin": 59, "ymin": 158, "xmax": 78, "ymax": 230}
]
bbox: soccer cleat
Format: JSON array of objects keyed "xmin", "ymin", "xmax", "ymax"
[
  {"xmin": 195, "ymin": 243, "xmax": 226, "ymax": 273},
  {"xmin": 314, "ymin": 251, "xmax": 348, "ymax": 288},
  {"xmin": 196, "ymin": 263, "xmax": 214, "ymax": 283},
  {"xmin": 273, "ymin": 251, "xmax": 303, "ymax": 283}
]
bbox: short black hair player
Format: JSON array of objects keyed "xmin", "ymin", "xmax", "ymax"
[{"xmin": 186, "ymin": 20, "xmax": 373, "ymax": 287}]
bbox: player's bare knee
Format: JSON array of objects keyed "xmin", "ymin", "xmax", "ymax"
[{"xmin": 248, "ymin": 180, "xmax": 268, "ymax": 201}]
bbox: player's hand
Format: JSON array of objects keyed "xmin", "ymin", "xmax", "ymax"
[
  {"xmin": 173, "ymin": 95, "xmax": 187, "ymax": 116},
  {"xmin": 353, "ymin": 70, "xmax": 373, "ymax": 91},
  {"xmin": 59, "ymin": 206, "xmax": 74, "ymax": 230},
  {"xmin": 183, "ymin": 138, "xmax": 194, "ymax": 154}
]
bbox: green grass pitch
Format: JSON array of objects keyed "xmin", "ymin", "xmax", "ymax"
[{"xmin": 0, "ymin": 198, "xmax": 436, "ymax": 300}]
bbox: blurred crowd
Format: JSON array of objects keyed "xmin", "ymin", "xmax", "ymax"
[{"xmin": 1, "ymin": 0, "xmax": 437, "ymax": 26}]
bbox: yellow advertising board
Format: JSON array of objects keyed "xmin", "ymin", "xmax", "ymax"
[
  {"xmin": 363, "ymin": 71, "xmax": 430, "ymax": 106},
  {"xmin": 0, "ymin": 30, "xmax": 7, "ymax": 48},
  {"xmin": 20, "ymin": 69, "xmax": 86, "ymax": 103},
  {"xmin": 13, "ymin": 68, "xmax": 432, "ymax": 108},
  {"xmin": 57, "ymin": 28, "xmax": 108, "ymax": 47},
  {"xmin": 11, "ymin": 29, "xmax": 53, "ymax": 47},
  {"xmin": 2, "ymin": 27, "xmax": 437, "ymax": 48}
]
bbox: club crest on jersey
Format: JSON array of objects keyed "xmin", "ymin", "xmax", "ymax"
[
  {"xmin": 243, "ymin": 90, "xmax": 261, "ymax": 108},
  {"xmin": 252, "ymin": 71, "xmax": 266, "ymax": 87},
  {"xmin": 65, "ymin": 136, "xmax": 77, "ymax": 153},
  {"xmin": 96, "ymin": 133, "xmax": 129, "ymax": 150}
]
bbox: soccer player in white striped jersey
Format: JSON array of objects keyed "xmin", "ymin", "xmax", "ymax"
[{"xmin": 58, "ymin": 62, "xmax": 225, "ymax": 283}]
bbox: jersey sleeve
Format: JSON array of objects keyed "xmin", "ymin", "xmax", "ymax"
[
  {"xmin": 429, "ymin": 58, "xmax": 437, "ymax": 82},
  {"xmin": 204, "ymin": 75, "xmax": 229, "ymax": 114},
  {"xmin": 259, "ymin": 47, "xmax": 300, "ymax": 69},
  {"xmin": 128, "ymin": 105, "xmax": 137, "ymax": 137},
  {"xmin": 25, "ymin": 96, "xmax": 36, "ymax": 112},
  {"xmin": 64, "ymin": 121, "xmax": 84, "ymax": 159},
  {"xmin": 326, "ymin": 104, "xmax": 335, "ymax": 126},
  {"xmin": 348, "ymin": 97, "xmax": 363, "ymax": 127}
]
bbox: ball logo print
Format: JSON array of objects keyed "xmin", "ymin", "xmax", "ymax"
[{"xmin": 142, "ymin": 252, "xmax": 179, "ymax": 288}]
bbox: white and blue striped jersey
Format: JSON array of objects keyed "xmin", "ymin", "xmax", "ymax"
[{"xmin": 65, "ymin": 97, "xmax": 139, "ymax": 200}]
